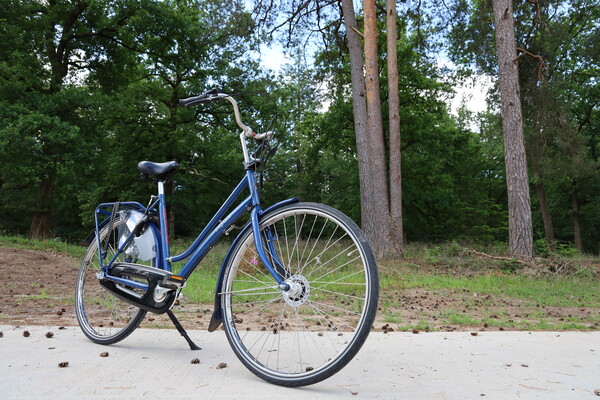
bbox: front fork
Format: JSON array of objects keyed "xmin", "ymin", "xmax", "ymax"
[{"xmin": 250, "ymin": 207, "xmax": 290, "ymax": 291}]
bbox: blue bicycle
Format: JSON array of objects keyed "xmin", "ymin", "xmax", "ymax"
[{"xmin": 75, "ymin": 90, "xmax": 379, "ymax": 387}]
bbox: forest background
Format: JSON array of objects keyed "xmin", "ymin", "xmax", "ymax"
[{"xmin": 0, "ymin": 0, "xmax": 599, "ymax": 257}]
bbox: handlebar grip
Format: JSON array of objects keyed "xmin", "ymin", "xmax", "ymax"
[
  {"xmin": 178, "ymin": 96, "xmax": 203, "ymax": 107},
  {"xmin": 178, "ymin": 88, "xmax": 220, "ymax": 108}
]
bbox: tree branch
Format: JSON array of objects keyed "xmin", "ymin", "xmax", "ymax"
[
  {"xmin": 515, "ymin": 47, "xmax": 546, "ymax": 80},
  {"xmin": 350, "ymin": 26, "xmax": 364, "ymax": 39}
]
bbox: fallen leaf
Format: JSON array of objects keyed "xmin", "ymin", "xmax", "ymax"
[
  {"xmin": 58, "ymin": 361, "xmax": 69, "ymax": 368},
  {"xmin": 100, "ymin": 352, "xmax": 109, "ymax": 357},
  {"xmin": 217, "ymin": 362, "xmax": 227, "ymax": 369},
  {"xmin": 191, "ymin": 358, "xmax": 200, "ymax": 364}
]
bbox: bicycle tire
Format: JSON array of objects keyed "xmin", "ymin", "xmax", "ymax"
[
  {"xmin": 221, "ymin": 202, "xmax": 379, "ymax": 387},
  {"xmin": 75, "ymin": 218, "xmax": 149, "ymax": 345}
]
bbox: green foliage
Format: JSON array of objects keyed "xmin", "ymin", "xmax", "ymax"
[
  {"xmin": 0, "ymin": 0, "xmax": 597, "ymax": 254},
  {"xmin": 424, "ymin": 245, "xmax": 442, "ymax": 264},
  {"xmin": 0, "ymin": 0, "xmax": 259, "ymax": 240},
  {"xmin": 444, "ymin": 0, "xmax": 600, "ymax": 253},
  {"xmin": 312, "ymin": 20, "xmax": 509, "ymax": 242}
]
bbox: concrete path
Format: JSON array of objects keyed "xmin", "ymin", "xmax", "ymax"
[{"xmin": 1, "ymin": 325, "xmax": 598, "ymax": 399}]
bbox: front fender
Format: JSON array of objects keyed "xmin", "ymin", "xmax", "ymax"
[{"xmin": 207, "ymin": 197, "xmax": 300, "ymax": 332}]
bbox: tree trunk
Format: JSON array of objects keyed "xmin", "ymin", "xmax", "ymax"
[
  {"xmin": 570, "ymin": 185, "xmax": 583, "ymax": 252},
  {"xmin": 386, "ymin": 0, "xmax": 403, "ymax": 259},
  {"xmin": 363, "ymin": 0, "xmax": 392, "ymax": 259},
  {"xmin": 29, "ymin": 177, "xmax": 54, "ymax": 240},
  {"xmin": 491, "ymin": 0, "xmax": 534, "ymax": 259},
  {"xmin": 340, "ymin": 0, "xmax": 375, "ymax": 246}
]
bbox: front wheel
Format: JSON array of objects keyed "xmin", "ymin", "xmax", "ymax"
[{"xmin": 221, "ymin": 202, "xmax": 379, "ymax": 387}]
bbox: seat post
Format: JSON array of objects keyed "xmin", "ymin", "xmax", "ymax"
[{"xmin": 156, "ymin": 179, "xmax": 171, "ymax": 269}]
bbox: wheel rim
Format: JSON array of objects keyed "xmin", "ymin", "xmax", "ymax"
[{"xmin": 223, "ymin": 207, "xmax": 374, "ymax": 379}]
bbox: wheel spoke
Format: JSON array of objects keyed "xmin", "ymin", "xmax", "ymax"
[
  {"xmin": 306, "ymin": 299, "xmax": 361, "ymax": 331},
  {"xmin": 311, "ymin": 286, "xmax": 366, "ymax": 302},
  {"xmin": 222, "ymin": 205, "xmax": 378, "ymax": 386},
  {"xmin": 310, "ymin": 253, "xmax": 362, "ymax": 283},
  {"xmin": 304, "ymin": 244, "xmax": 355, "ymax": 279}
]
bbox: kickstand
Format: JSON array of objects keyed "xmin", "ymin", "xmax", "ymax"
[{"xmin": 167, "ymin": 310, "xmax": 201, "ymax": 351}]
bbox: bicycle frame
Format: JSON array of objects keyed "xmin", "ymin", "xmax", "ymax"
[
  {"xmin": 92, "ymin": 92, "xmax": 295, "ymax": 302},
  {"xmin": 94, "ymin": 168, "xmax": 293, "ymax": 293}
]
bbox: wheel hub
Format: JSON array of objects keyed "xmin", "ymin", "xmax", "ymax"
[{"xmin": 282, "ymin": 275, "xmax": 310, "ymax": 306}]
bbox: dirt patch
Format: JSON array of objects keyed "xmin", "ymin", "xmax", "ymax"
[
  {"xmin": 0, "ymin": 246, "xmax": 211, "ymax": 330},
  {"xmin": 0, "ymin": 247, "xmax": 80, "ymax": 327},
  {"xmin": 378, "ymin": 287, "xmax": 600, "ymax": 332},
  {"xmin": 1, "ymin": 246, "xmax": 598, "ymax": 332}
]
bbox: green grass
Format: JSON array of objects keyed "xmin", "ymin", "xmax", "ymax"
[
  {"xmin": 437, "ymin": 307, "xmax": 600, "ymax": 331},
  {"xmin": 18, "ymin": 288, "xmax": 53, "ymax": 303},
  {"xmin": 395, "ymin": 320, "xmax": 435, "ymax": 332},
  {"xmin": 382, "ymin": 312, "xmax": 403, "ymax": 324},
  {"xmin": 394, "ymin": 273, "xmax": 600, "ymax": 308},
  {"xmin": 441, "ymin": 310, "xmax": 481, "ymax": 325},
  {"xmin": 0, "ymin": 234, "xmax": 86, "ymax": 259}
]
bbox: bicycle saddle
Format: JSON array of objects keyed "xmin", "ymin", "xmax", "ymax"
[{"xmin": 138, "ymin": 161, "xmax": 179, "ymax": 182}]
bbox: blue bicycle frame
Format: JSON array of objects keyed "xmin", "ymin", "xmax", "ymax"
[{"xmin": 94, "ymin": 168, "xmax": 294, "ymax": 294}]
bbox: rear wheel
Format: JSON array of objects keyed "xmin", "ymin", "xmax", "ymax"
[
  {"xmin": 75, "ymin": 218, "xmax": 151, "ymax": 345},
  {"xmin": 221, "ymin": 202, "xmax": 379, "ymax": 387}
]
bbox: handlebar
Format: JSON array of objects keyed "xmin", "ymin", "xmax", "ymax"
[
  {"xmin": 178, "ymin": 88, "xmax": 220, "ymax": 107},
  {"xmin": 179, "ymin": 89, "xmax": 274, "ymax": 164}
]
